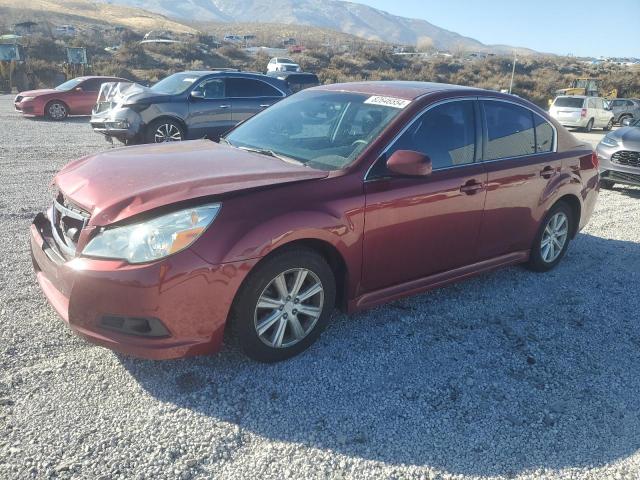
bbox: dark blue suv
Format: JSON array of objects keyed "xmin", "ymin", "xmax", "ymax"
[{"xmin": 90, "ymin": 70, "xmax": 291, "ymax": 144}]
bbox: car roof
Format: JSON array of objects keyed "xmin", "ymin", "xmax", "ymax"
[
  {"xmin": 181, "ymin": 70, "xmax": 276, "ymax": 79},
  {"xmin": 76, "ymin": 76, "xmax": 127, "ymax": 80},
  {"xmin": 313, "ymin": 81, "xmax": 481, "ymax": 101}
]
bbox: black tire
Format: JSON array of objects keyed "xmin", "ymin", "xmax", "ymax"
[
  {"xmin": 603, "ymin": 118, "xmax": 614, "ymax": 131},
  {"xmin": 231, "ymin": 247, "xmax": 336, "ymax": 363},
  {"xmin": 618, "ymin": 114, "xmax": 632, "ymax": 126},
  {"xmin": 145, "ymin": 118, "xmax": 185, "ymax": 144},
  {"xmin": 526, "ymin": 202, "xmax": 574, "ymax": 272},
  {"xmin": 45, "ymin": 100, "xmax": 68, "ymax": 121},
  {"xmin": 583, "ymin": 118, "xmax": 594, "ymax": 133},
  {"xmin": 599, "ymin": 179, "xmax": 615, "ymax": 190}
]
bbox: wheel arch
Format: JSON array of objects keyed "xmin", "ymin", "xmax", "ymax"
[
  {"xmin": 236, "ymin": 238, "xmax": 350, "ymax": 312},
  {"xmin": 554, "ymin": 194, "xmax": 581, "ymax": 238}
]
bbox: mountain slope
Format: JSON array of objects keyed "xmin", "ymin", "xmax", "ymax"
[
  {"xmin": 0, "ymin": 0, "xmax": 196, "ymax": 34},
  {"xmin": 98, "ymin": 0, "xmax": 537, "ymax": 54}
]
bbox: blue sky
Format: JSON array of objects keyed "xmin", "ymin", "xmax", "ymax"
[{"xmin": 356, "ymin": 0, "xmax": 639, "ymax": 57}]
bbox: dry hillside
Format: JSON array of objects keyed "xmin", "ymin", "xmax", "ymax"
[{"xmin": 0, "ymin": 0, "xmax": 196, "ymax": 34}]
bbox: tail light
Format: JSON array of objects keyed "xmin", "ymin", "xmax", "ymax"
[
  {"xmin": 581, "ymin": 108, "xmax": 587, "ymax": 118},
  {"xmin": 579, "ymin": 151, "xmax": 599, "ymax": 171}
]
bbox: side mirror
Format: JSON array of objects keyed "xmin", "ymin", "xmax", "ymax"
[
  {"xmin": 386, "ymin": 150, "xmax": 432, "ymax": 176},
  {"xmin": 190, "ymin": 90, "xmax": 205, "ymax": 99},
  {"xmin": 622, "ymin": 117, "xmax": 633, "ymax": 126}
]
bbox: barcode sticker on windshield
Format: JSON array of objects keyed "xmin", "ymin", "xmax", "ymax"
[{"xmin": 364, "ymin": 96, "xmax": 411, "ymax": 109}]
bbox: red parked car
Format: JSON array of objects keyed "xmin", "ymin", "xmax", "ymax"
[
  {"xmin": 15, "ymin": 76, "xmax": 129, "ymax": 120},
  {"xmin": 30, "ymin": 82, "xmax": 599, "ymax": 362}
]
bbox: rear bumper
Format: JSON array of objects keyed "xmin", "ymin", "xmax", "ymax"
[
  {"xmin": 30, "ymin": 212, "xmax": 257, "ymax": 359},
  {"xmin": 559, "ymin": 119, "xmax": 587, "ymax": 128}
]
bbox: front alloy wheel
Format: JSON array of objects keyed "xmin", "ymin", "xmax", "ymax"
[
  {"xmin": 255, "ymin": 268, "xmax": 324, "ymax": 349},
  {"xmin": 232, "ymin": 248, "xmax": 336, "ymax": 362},
  {"xmin": 46, "ymin": 101, "xmax": 68, "ymax": 120},
  {"xmin": 154, "ymin": 123, "xmax": 183, "ymax": 142}
]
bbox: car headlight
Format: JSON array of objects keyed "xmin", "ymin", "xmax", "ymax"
[
  {"xmin": 83, "ymin": 203, "xmax": 221, "ymax": 263},
  {"xmin": 600, "ymin": 135, "xmax": 619, "ymax": 147},
  {"xmin": 20, "ymin": 96, "xmax": 35, "ymax": 102}
]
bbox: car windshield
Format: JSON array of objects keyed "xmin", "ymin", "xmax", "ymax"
[
  {"xmin": 554, "ymin": 97, "xmax": 585, "ymax": 108},
  {"xmin": 279, "ymin": 58, "xmax": 295, "ymax": 64},
  {"xmin": 55, "ymin": 78, "xmax": 83, "ymax": 91},
  {"xmin": 225, "ymin": 90, "xmax": 406, "ymax": 171},
  {"xmin": 151, "ymin": 73, "xmax": 200, "ymax": 95}
]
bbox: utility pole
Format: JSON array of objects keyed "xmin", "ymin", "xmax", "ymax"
[{"xmin": 509, "ymin": 50, "xmax": 517, "ymax": 94}]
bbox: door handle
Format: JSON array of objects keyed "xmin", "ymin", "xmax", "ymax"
[
  {"xmin": 259, "ymin": 104, "xmax": 271, "ymax": 108},
  {"xmin": 539, "ymin": 166, "xmax": 555, "ymax": 179},
  {"xmin": 460, "ymin": 180, "xmax": 484, "ymax": 195},
  {"xmin": 219, "ymin": 104, "xmax": 230, "ymax": 109}
]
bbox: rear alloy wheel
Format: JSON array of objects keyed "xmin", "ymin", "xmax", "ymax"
[
  {"xmin": 603, "ymin": 118, "xmax": 614, "ymax": 131},
  {"xmin": 146, "ymin": 119, "xmax": 184, "ymax": 143},
  {"xmin": 527, "ymin": 202, "xmax": 573, "ymax": 272},
  {"xmin": 45, "ymin": 101, "xmax": 68, "ymax": 121},
  {"xmin": 232, "ymin": 248, "xmax": 336, "ymax": 362},
  {"xmin": 584, "ymin": 118, "xmax": 594, "ymax": 133}
]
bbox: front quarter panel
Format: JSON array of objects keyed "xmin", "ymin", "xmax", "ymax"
[{"xmin": 189, "ymin": 174, "xmax": 366, "ymax": 299}]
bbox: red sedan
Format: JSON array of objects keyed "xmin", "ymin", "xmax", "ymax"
[
  {"xmin": 30, "ymin": 82, "xmax": 599, "ymax": 362},
  {"xmin": 14, "ymin": 76, "xmax": 128, "ymax": 120}
]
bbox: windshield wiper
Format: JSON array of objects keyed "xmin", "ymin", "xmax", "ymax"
[{"xmin": 237, "ymin": 146, "xmax": 306, "ymax": 166}]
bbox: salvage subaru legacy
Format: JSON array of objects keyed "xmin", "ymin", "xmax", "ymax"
[{"xmin": 31, "ymin": 82, "xmax": 599, "ymax": 362}]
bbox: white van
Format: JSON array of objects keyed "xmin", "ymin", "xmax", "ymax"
[{"xmin": 549, "ymin": 95, "xmax": 614, "ymax": 132}]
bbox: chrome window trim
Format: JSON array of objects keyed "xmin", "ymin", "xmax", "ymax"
[{"xmin": 364, "ymin": 95, "xmax": 558, "ymax": 182}]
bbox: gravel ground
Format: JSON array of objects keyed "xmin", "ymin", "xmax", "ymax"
[{"xmin": 1, "ymin": 94, "xmax": 640, "ymax": 480}]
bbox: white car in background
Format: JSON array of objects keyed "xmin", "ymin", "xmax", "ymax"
[
  {"xmin": 267, "ymin": 57, "xmax": 302, "ymax": 73},
  {"xmin": 549, "ymin": 95, "xmax": 614, "ymax": 132}
]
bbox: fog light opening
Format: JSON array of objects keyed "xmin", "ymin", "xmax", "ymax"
[{"xmin": 99, "ymin": 315, "xmax": 170, "ymax": 338}]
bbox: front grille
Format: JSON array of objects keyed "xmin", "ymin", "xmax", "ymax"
[
  {"xmin": 50, "ymin": 192, "xmax": 90, "ymax": 257},
  {"xmin": 611, "ymin": 150, "xmax": 640, "ymax": 168}
]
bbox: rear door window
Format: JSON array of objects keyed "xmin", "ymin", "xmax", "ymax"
[
  {"xmin": 482, "ymin": 101, "xmax": 535, "ymax": 160},
  {"xmin": 226, "ymin": 78, "xmax": 283, "ymax": 98}
]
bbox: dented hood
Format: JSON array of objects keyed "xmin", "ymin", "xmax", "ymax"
[
  {"xmin": 55, "ymin": 140, "xmax": 328, "ymax": 226},
  {"xmin": 93, "ymin": 81, "xmax": 167, "ymax": 114}
]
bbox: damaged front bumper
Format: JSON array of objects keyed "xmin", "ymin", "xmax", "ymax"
[{"xmin": 90, "ymin": 81, "xmax": 144, "ymax": 143}]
